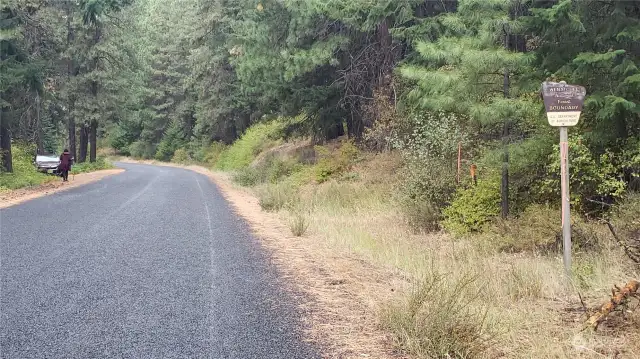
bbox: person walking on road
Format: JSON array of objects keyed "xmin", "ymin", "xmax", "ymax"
[{"xmin": 59, "ymin": 149, "xmax": 72, "ymax": 182}]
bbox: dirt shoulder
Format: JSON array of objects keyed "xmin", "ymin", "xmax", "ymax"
[
  {"xmin": 0, "ymin": 169, "xmax": 124, "ymax": 209},
  {"xmin": 122, "ymin": 159, "xmax": 407, "ymax": 359}
]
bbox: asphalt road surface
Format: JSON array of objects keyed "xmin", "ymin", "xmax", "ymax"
[{"xmin": 0, "ymin": 163, "xmax": 318, "ymax": 359}]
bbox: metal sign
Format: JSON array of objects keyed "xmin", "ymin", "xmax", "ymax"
[{"xmin": 541, "ymin": 82, "xmax": 586, "ymax": 127}]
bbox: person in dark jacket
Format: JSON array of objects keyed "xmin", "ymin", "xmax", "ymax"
[{"xmin": 59, "ymin": 149, "xmax": 72, "ymax": 182}]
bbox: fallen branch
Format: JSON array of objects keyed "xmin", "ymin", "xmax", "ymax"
[{"xmin": 586, "ymin": 280, "xmax": 640, "ymax": 330}]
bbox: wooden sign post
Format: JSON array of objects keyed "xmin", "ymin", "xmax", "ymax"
[{"xmin": 541, "ymin": 81, "xmax": 586, "ymax": 277}]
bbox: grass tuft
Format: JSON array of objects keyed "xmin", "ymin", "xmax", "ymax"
[
  {"xmin": 288, "ymin": 211, "xmax": 309, "ymax": 237},
  {"xmin": 382, "ymin": 273, "xmax": 495, "ymax": 359},
  {"xmin": 257, "ymin": 183, "xmax": 299, "ymax": 212}
]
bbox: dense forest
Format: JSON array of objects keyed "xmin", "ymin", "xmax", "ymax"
[{"xmin": 1, "ymin": 0, "xmax": 639, "ymax": 219}]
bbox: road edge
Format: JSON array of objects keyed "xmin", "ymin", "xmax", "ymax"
[{"xmin": 0, "ymin": 169, "xmax": 125, "ymax": 209}]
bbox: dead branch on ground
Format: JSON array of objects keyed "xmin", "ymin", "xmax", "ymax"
[{"xmin": 586, "ymin": 280, "xmax": 640, "ymax": 331}]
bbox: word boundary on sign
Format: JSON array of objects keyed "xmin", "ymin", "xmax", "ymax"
[{"xmin": 541, "ymin": 82, "xmax": 586, "ymax": 127}]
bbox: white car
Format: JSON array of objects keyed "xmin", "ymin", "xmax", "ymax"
[{"xmin": 34, "ymin": 154, "xmax": 61, "ymax": 174}]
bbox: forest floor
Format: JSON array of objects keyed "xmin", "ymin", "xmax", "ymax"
[
  {"xmin": 117, "ymin": 156, "xmax": 640, "ymax": 359},
  {"xmin": 0, "ymin": 169, "xmax": 124, "ymax": 209}
]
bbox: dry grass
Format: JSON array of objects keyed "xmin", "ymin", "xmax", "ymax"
[
  {"xmin": 288, "ymin": 211, "xmax": 310, "ymax": 237},
  {"xmin": 287, "ymin": 152, "xmax": 640, "ymax": 358}
]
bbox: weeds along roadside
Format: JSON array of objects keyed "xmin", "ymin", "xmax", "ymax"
[{"xmin": 168, "ymin": 117, "xmax": 640, "ymax": 359}]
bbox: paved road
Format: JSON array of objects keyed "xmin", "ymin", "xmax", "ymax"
[{"xmin": 0, "ymin": 163, "xmax": 318, "ymax": 359}]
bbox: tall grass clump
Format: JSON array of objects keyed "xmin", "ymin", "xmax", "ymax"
[
  {"xmin": 288, "ymin": 211, "xmax": 309, "ymax": 237},
  {"xmin": 382, "ymin": 273, "xmax": 495, "ymax": 359},
  {"xmin": 257, "ymin": 183, "xmax": 299, "ymax": 212}
]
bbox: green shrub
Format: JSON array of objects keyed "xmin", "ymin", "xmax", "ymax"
[
  {"xmin": 233, "ymin": 167, "xmax": 261, "ymax": 187},
  {"xmin": 382, "ymin": 273, "xmax": 494, "ymax": 359},
  {"xmin": 216, "ymin": 119, "xmax": 288, "ymax": 170},
  {"xmin": 171, "ymin": 148, "xmax": 190, "ymax": 164},
  {"xmin": 202, "ymin": 142, "xmax": 227, "ymax": 167},
  {"xmin": 128, "ymin": 140, "xmax": 156, "ymax": 159},
  {"xmin": 442, "ymin": 176, "xmax": 501, "ymax": 235},
  {"xmin": 313, "ymin": 140, "xmax": 360, "ymax": 183},
  {"xmin": 538, "ymin": 134, "xmax": 626, "ymax": 213},
  {"xmin": 0, "ymin": 143, "xmax": 52, "ymax": 191},
  {"xmin": 257, "ymin": 183, "xmax": 299, "ymax": 212},
  {"xmin": 71, "ymin": 157, "xmax": 113, "ymax": 174},
  {"xmin": 394, "ymin": 111, "xmax": 468, "ymax": 225}
]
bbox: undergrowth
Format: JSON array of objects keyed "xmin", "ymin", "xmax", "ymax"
[{"xmin": 0, "ymin": 144, "xmax": 52, "ymax": 191}]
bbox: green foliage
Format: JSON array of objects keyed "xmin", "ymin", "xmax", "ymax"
[
  {"xmin": 442, "ymin": 175, "xmax": 502, "ymax": 236},
  {"xmin": 538, "ymin": 134, "xmax": 626, "ymax": 212},
  {"xmin": 128, "ymin": 140, "xmax": 156, "ymax": 159},
  {"xmin": 313, "ymin": 140, "xmax": 359, "ymax": 183},
  {"xmin": 232, "ymin": 156, "xmax": 303, "ymax": 187},
  {"xmin": 171, "ymin": 148, "xmax": 190, "ymax": 164},
  {"xmin": 0, "ymin": 144, "xmax": 51, "ymax": 191},
  {"xmin": 215, "ymin": 120, "xmax": 287, "ymax": 171},
  {"xmin": 395, "ymin": 111, "xmax": 466, "ymax": 211},
  {"xmin": 70, "ymin": 157, "xmax": 113, "ymax": 174}
]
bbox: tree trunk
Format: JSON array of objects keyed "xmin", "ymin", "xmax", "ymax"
[
  {"xmin": 78, "ymin": 123, "xmax": 88, "ymax": 163},
  {"xmin": 89, "ymin": 120, "xmax": 97, "ymax": 162},
  {"xmin": 0, "ymin": 111, "xmax": 12, "ymax": 173},
  {"xmin": 68, "ymin": 111, "xmax": 76, "ymax": 160},
  {"xmin": 66, "ymin": 1, "xmax": 77, "ymax": 160},
  {"xmin": 35, "ymin": 94, "xmax": 44, "ymax": 154}
]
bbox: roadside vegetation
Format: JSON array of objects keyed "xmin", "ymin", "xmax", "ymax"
[
  {"xmin": 0, "ymin": 143, "xmax": 112, "ymax": 192},
  {"xmin": 3, "ymin": 0, "xmax": 640, "ymax": 358},
  {"xmin": 0, "ymin": 144, "xmax": 53, "ymax": 192},
  {"xmin": 167, "ymin": 114, "xmax": 640, "ymax": 358}
]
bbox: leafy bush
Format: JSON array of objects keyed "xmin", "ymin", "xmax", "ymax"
[
  {"xmin": 233, "ymin": 167, "xmax": 261, "ymax": 187},
  {"xmin": 313, "ymin": 140, "xmax": 359, "ymax": 183},
  {"xmin": 202, "ymin": 142, "xmax": 227, "ymax": 167},
  {"xmin": 0, "ymin": 143, "xmax": 51, "ymax": 191},
  {"xmin": 257, "ymin": 183, "xmax": 299, "ymax": 212},
  {"xmin": 442, "ymin": 176, "xmax": 501, "ymax": 235},
  {"xmin": 394, "ymin": 111, "xmax": 469, "ymax": 228},
  {"xmin": 216, "ymin": 119, "xmax": 288, "ymax": 170},
  {"xmin": 382, "ymin": 273, "xmax": 494, "ymax": 359},
  {"xmin": 538, "ymin": 134, "xmax": 626, "ymax": 213},
  {"xmin": 231, "ymin": 156, "xmax": 302, "ymax": 187},
  {"xmin": 171, "ymin": 148, "xmax": 190, "ymax": 164}
]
